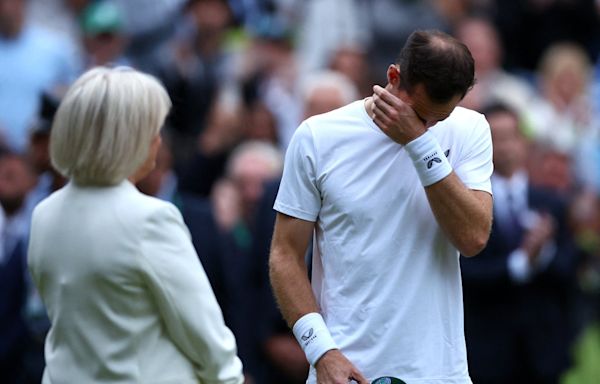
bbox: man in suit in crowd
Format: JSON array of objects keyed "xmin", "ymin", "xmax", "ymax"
[{"xmin": 461, "ymin": 103, "xmax": 579, "ymax": 384}]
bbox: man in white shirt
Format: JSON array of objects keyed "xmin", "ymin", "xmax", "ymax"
[{"xmin": 269, "ymin": 30, "xmax": 494, "ymax": 383}]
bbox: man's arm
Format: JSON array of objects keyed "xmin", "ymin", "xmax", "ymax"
[
  {"xmin": 371, "ymin": 85, "xmax": 492, "ymax": 257},
  {"xmin": 425, "ymin": 174, "xmax": 492, "ymax": 256},
  {"xmin": 269, "ymin": 212, "xmax": 368, "ymax": 383},
  {"xmin": 269, "ymin": 212, "xmax": 317, "ymax": 326}
]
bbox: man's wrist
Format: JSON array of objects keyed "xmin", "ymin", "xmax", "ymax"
[
  {"xmin": 404, "ymin": 130, "xmax": 452, "ymax": 186},
  {"xmin": 292, "ymin": 312, "xmax": 338, "ymax": 366},
  {"xmin": 314, "ymin": 348, "xmax": 338, "ymax": 367}
]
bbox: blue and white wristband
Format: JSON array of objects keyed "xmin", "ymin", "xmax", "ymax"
[
  {"xmin": 405, "ymin": 131, "xmax": 452, "ymax": 187},
  {"xmin": 292, "ymin": 312, "xmax": 337, "ymax": 366}
]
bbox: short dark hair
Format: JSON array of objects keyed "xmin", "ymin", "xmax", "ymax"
[
  {"xmin": 481, "ymin": 101, "xmax": 518, "ymax": 120},
  {"xmin": 396, "ymin": 30, "xmax": 475, "ymax": 103},
  {"xmin": 481, "ymin": 101, "xmax": 524, "ymax": 135}
]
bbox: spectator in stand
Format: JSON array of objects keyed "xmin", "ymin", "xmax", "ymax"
[
  {"xmin": 0, "ymin": 0, "xmax": 80, "ymax": 152},
  {"xmin": 0, "ymin": 152, "xmax": 36, "ymax": 384},
  {"xmin": 157, "ymin": 0, "xmax": 235, "ymax": 159},
  {"xmin": 527, "ymin": 42, "xmax": 597, "ymax": 154},
  {"xmin": 26, "ymin": 93, "xmax": 67, "ymax": 208},
  {"xmin": 461, "ymin": 103, "xmax": 578, "ymax": 384},
  {"xmin": 527, "ymin": 142, "xmax": 576, "ymax": 198},
  {"xmin": 26, "ymin": 0, "xmax": 89, "ymax": 60},
  {"xmin": 236, "ymin": 16, "xmax": 300, "ymax": 151},
  {"xmin": 524, "ymin": 42, "xmax": 600, "ymax": 195},
  {"xmin": 178, "ymin": 90, "xmax": 243, "ymax": 197},
  {"xmin": 207, "ymin": 140, "xmax": 283, "ymax": 382},
  {"xmin": 300, "ymin": 71, "xmax": 359, "ymax": 120},
  {"xmin": 79, "ymin": 1, "xmax": 130, "ymax": 68},
  {"xmin": 110, "ymin": 0, "xmax": 185, "ymax": 74},
  {"xmin": 295, "ymin": 0, "xmax": 368, "ymax": 78},
  {"xmin": 0, "ymin": 153, "xmax": 37, "ymax": 264},
  {"xmin": 455, "ymin": 16, "xmax": 536, "ymax": 115},
  {"xmin": 240, "ymin": 77, "xmax": 279, "ymax": 145},
  {"xmin": 328, "ymin": 45, "xmax": 373, "ymax": 99}
]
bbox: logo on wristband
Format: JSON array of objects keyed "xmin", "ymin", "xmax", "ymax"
[
  {"xmin": 301, "ymin": 328, "xmax": 314, "ymax": 341},
  {"xmin": 427, "ymin": 157, "xmax": 442, "ymax": 169}
]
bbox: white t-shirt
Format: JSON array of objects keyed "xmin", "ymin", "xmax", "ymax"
[{"xmin": 274, "ymin": 100, "xmax": 493, "ymax": 383}]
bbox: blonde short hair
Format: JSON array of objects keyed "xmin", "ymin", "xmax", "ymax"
[{"xmin": 50, "ymin": 67, "xmax": 171, "ymax": 185}]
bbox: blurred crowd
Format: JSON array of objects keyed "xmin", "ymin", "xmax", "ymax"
[{"xmin": 1, "ymin": 0, "xmax": 600, "ymax": 383}]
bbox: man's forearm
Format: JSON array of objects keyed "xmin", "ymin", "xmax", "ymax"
[
  {"xmin": 425, "ymin": 172, "xmax": 492, "ymax": 256},
  {"xmin": 269, "ymin": 246, "xmax": 319, "ymax": 327}
]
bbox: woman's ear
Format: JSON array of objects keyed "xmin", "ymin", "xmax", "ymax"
[{"xmin": 387, "ymin": 64, "xmax": 401, "ymax": 87}]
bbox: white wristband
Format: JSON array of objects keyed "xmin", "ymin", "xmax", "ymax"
[
  {"xmin": 405, "ymin": 131, "xmax": 452, "ymax": 186},
  {"xmin": 292, "ymin": 312, "xmax": 337, "ymax": 366}
]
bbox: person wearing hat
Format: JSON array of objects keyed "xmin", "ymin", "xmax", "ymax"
[{"xmin": 80, "ymin": 1, "xmax": 130, "ymax": 68}]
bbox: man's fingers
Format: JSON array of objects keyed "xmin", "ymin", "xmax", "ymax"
[
  {"xmin": 373, "ymin": 85, "xmax": 402, "ymax": 107},
  {"xmin": 350, "ymin": 369, "xmax": 369, "ymax": 384},
  {"xmin": 372, "ymin": 105, "xmax": 393, "ymax": 127},
  {"xmin": 373, "ymin": 85, "xmax": 419, "ymax": 123},
  {"xmin": 372, "ymin": 99, "xmax": 396, "ymax": 122}
]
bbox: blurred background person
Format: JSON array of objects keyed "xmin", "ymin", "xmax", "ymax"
[
  {"xmin": 299, "ymin": 70, "xmax": 359, "ymax": 119},
  {"xmin": 234, "ymin": 15, "xmax": 300, "ymax": 151},
  {"xmin": 327, "ymin": 45, "xmax": 373, "ymax": 99},
  {"xmin": 157, "ymin": 0, "xmax": 235, "ymax": 159},
  {"xmin": 0, "ymin": 152, "xmax": 36, "ymax": 384},
  {"xmin": 527, "ymin": 142, "xmax": 577, "ymax": 199},
  {"xmin": 28, "ymin": 67, "xmax": 243, "ymax": 383},
  {"xmin": 177, "ymin": 90, "xmax": 243, "ymax": 196},
  {"xmin": 26, "ymin": 0, "xmax": 88, "ymax": 59},
  {"xmin": 110, "ymin": 0, "xmax": 186, "ymax": 74},
  {"xmin": 25, "ymin": 94, "xmax": 67, "ymax": 208},
  {"xmin": 525, "ymin": 42, "xmax": 600, "ymax": 194},
  {"xmin": 192, "ymin": 140, "xmax": 283, "ymax": 382},
  {"xmin": 0, "ymin": 0, "xmax": 80, "ymax": 152},
  {"xmin": 461, "ymin": 103, "xmax": 579, "ymax": 384},
  {"xmin": 455, "ymin": 16, "xmax": 536, "ymax": 115},
  {"xmin": 527, "ymin": 42, "xmax": 597, "ymax": 154},
  {"xmin": 79, "ymin": 1, "xmax": 130, "ymax": 68}
]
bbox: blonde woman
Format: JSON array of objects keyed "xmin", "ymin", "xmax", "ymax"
[{"xmin": 27, "ymin": 67, "xmax": 244, "ymax": 384}]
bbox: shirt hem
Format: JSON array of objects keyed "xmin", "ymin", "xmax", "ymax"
[{"xmin": 273, "ymin": 201, "xmax": 318, "ymax": 222}]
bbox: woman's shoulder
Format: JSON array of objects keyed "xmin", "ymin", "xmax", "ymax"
[
  {"xmin": 32, "ymin": 181, "xmax": 179, "ymax": 226},
  {"xmin": 113, "ymin": 182, "xmax": 182, "ymax": 224}
]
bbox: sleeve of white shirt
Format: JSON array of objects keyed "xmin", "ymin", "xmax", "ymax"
[
  {"xmin": 454, "ymin": 114, "xmax": 494, "ymax": 194},
  {"xmin": 139, "ymin": 204, "xmax": 244, "ymax": 384},
  {"xmin": 274, "ymin": 121, "xmax": 321, "ymax": 221}
]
